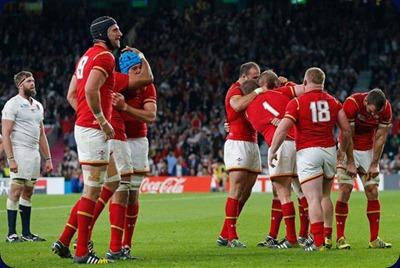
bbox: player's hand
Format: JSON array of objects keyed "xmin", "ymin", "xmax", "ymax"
[
  {"xmin": 366, "ymin": 164, "xmax": 379, "ymax": 181},
  {"xmin": 100, "ymin": 121, "xmax": 115, "ymax": 140},
  {"xmin": 112, "ymin": 93, "xmax": 128, "ymax": 111},
  {"xmin": 270, "ymin": 118, "xmax": 281, "ymax": 127},
  {"xmin": 45, "ymin": 159, "xmax": 53, "ymax": 173},
  {"xmin": 224, "ymin": 122, "xmax": 230, "ymax": 133},
  {"xmin": 278, "ymin": 76, "xmax": 288, "ymax": 85},
  {"xmin": 8, "ymin": 159, "xmax": 18, "ymax": 173},
  {"xmin": 121, "ymin": 46, "xmax": 143, "ymax": 55},
  {"xmin": 346, "ymin": 161, "xmax": 357, "ymax": 178},
  {"xmin": 268, "ymin": 151, "xmax": 278, "ymax": 168}
]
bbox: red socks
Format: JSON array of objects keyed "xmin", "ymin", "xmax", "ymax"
[
  {"xmin": 88, "ymin": 186, "xmax": 114, "ymax": 239},
  {"xmin": 59, "ymin": 199, "xmax": 79, "ymax": 246},
  {"xmin": 268, "ymin": 199, "xmax": 283, "ymax": 239},
  {"xmin": 310, "ymin": 222, "xmax": 324, "ymax": 247},
  {"xmin": 109, "ymin": 202, "xmax": 126, "ymax": 253},
  {"xmin": 335, "ymin": 201, "xmax": 348, "ymax": 240},
  {"xmin": 282, "ymin": 202, "xmax": 296, "ymax": 244},
  {"xmin": 122, "ymin": 202, "xmax": 139, "ymax": 248},
  {"xmin": 224, "ymin": 197, "xmax": 239, "ymax": 241},
  {"xmin": 367, "ymin": 200, "xmax": 380, "ymax": 242},
  {"xmin": 298, "ymin": 197, "xmax": 309, "ymax": 238},
  {"xmin": 75, "ymin": 197, "xmax": 96, "ymax": 257},
  {"xmin": 324, "ymin": 227, "xmax": 332, "ymax": 239}
]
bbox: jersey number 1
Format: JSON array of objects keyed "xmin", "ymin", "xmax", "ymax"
[
  {"xmin": 76, "ymin": 56, "xmax": 89, "ymax": 79},
  {"xmin": 310, "ymin": 100, "xmax": 330, "ymax": 122}
]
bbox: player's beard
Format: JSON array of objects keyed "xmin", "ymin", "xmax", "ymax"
[{"xmin": 23, "ymin": 87, "xmax": 36, "ymax": 98}]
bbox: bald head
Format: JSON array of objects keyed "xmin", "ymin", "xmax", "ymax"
[
  {"xmin": 304, "ymin": 67, "xmax": 325, "ymax": 86},
  {"xmin": 258, "ymin": 70, "xmax": 279, "ymax": 89}
]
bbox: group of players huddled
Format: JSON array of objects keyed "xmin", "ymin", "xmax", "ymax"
[
  {"xmin": 1, "ymin": 14, "xmax": 393, "ymax": 266},
  {"xmin": 219, "ymin": 62, "xmax": 392, "ymax": 252}
]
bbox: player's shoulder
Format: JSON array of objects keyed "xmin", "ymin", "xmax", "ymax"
[
  {"xmin": 3, "ymin": 95, "xmax": 21, "ymax": 107},
  {"xmin": 226, "ymin": 82, "xmax": 242, "ymax": 98}
]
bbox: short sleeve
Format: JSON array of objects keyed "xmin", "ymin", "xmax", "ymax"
[
  {"xmin": 379, "ymin": 101, "xmax": 392, "ymax": 127},
  {"xmin": 143, "ymin": 83, "xmax": 157, "ymax": 104},
  {"xmin": 113, "ymin": 72, "xmax": 129, "ymax": 92},
  {"xmin": 1, "ymin": 100, "xmax": 17, "ymax": 121},
  {"xmin": 343, "ymin": 97, "xmax": 358, "ymax": 124},
  {"xmin": 277, "ymin": 86, "xmax": 295, "ymax": 99},
  {"xmin": 284, "ymin": 98, "xmax": 299, "ymax": 123},
  {"xmin": 93, "ymin": 52, "xmax": 115, "ymax": 78}
]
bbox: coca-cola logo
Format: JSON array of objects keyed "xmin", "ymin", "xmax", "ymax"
[{"xmin": 140, "ymin": 177, "xmax": 186, "ymax": 193}]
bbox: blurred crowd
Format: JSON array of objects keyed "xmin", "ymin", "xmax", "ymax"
[{"xmin": 0, "ymin": 0, "xmax": 399, "ymax": 178}]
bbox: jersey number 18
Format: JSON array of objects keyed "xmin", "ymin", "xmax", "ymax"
[{"xmin": 310, "ymin": 100, "xmax": 330, "ymax": 123}]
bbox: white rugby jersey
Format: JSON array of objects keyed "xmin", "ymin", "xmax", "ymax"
[{"xmin": 1, "ymin": 94, "xmax": 44, "ymax": 150}]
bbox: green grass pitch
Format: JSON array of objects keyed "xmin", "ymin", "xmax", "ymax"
[{"xmin": 0, "ymin": 192, "xmax": 398, "ymax": 267}]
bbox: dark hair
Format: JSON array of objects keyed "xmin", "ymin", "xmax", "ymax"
[
  {"xmin": 258, "ymin": 70, "xmax": 279, "ymax": 89},
  {"xmin": 14, "ymin": 71, "xmax": 33, "ymax": 88},
  {"xmin": 367, "ymin": 88, "xmax": 386, "ymax": 112},
  {"xmin": 239, "ymin": 62, "xmax": 260, "ymax": 77},
  {"xmin": 240, "ymin": 79, "xmax": 259, "ymax": 95}
]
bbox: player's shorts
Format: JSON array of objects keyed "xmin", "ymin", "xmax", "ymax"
[
  {"xmin": 109, "ymin": 139, "xmax": 133, "ymax": 176},
  {"xmin": 10, "ymin": 147, "xmax": 40, "ymax": 182},
  {"xmin": 296, "ymin": 146, "xmax": 336, "ymax": 184},
  {"xmin": 128, "ymin": 137, "xmax": 149, "ymax": 174},
  {"xmin": 224, "ymin": 140, "xmax": 261, "ymax": 173},
  {"xmin": 268, "ymin": 140, "xmax": 297, "ymax": 180},
  {"xmin": 75, "ymin": 125, "xmax": 110, "ymax": 165},
  {"xmin": 337, "ymin": 149, "xmax": 380, "ymax": 187}
]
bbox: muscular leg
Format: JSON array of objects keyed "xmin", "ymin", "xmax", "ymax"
[
  {"xmin": 273, "ymin": 177, "xmax": 296, "ymax": 244},
  {"xmin": 364, "ymin": 183, "xmax": 380, "ymax": 242},
  {"xmin": 20, "ymin": 183, "xmax": 34, "ymax": 236},
  {"xmin": 322, "ymin": 178, "xmax": 333, "ymax": 241},
  {"xmin": 301, "ymin": 176, "xmax": 324, "ymax": 247}
]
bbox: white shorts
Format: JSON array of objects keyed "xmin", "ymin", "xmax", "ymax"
[
  {"xmin": 268, "ymin": 140, "xmax": 297, "ymax": 180},
  {"xmin": 296, "ymin": 146, "xmax": 336, "ymax": 184},
  {"xmin": 10, "ymin": 147, "xmax": 40, "ymax": 180},
  {"xmin": 75, "ymin": 126, "xmax": 110, "ymax": 165},
  {"xmin": 109, "ymin": 139, "xmax": 133, "ymax": 176},
  {"xmin": 338, "ymin": 149, "xmax": 380, "ymax": 187},
  {"xmin": 224, "ymin": 140, "xmax": 261, "ymax": 173},
  {"xmin": 128, "ymin": 137, "xmax": 149, "ymax": 174}
]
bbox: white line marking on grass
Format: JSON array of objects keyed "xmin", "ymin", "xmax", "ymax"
[{"xmin": 0, "ymin": 194, "xmax": 226, "ymax": 213}]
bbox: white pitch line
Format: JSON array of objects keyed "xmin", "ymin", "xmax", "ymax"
[{"xmin": 0, "ymin": 194, "xmax": 226, "ymax": 213}]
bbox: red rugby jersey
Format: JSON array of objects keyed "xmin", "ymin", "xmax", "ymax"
[
  {"xmin": 285, "ymin": 89, "xmax": 342, "ymax": 151},
  {"xmin": 111, "ymin": 72, "xmax": 129, "ymax": 141},
  {"xmin": 343, "ymin": 93, "xmax": 392, "ymax": 150},
  {"xmin": 225, "ymin": 82, "xmax": 257, "ymax": 143},
  {"xmin": 122, "ymin": 83, "xmax": 157, "ymax": 138},
  {"xmin": 75, "ymin": 44, "xmax": 115, "ymax": 129}
]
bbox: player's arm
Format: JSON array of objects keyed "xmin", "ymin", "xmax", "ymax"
[
  {"xmin": 39, "ymin": 122, "xmax": 53, "ymax": 173},
  {"xmin": 337, "ymin": 109, "xmax": 352, "ymax": 159},
  {"xmin": 230, "ymin": 88, "xmax": 264, "ymax": 112},
  {"xmin": 85, "ymin": 69, "xmax": 114, "ymax": 139},
  {"xmin": 128, "ymin": 56, "xmax": 154, "ymax": 90},
  {"xmin": 269, "ymin": 117, "xmax": 294, "ymax": 167},
  {"xmin": 1, "ymin": 119, "xmax": 17, "ymax": 172},
  {"xmin": 67, "ymin": 75, "xmax": 78, "ymax": 111},
  {"xmin": 369, "ymin": 126, "xmax": 389, "ymax": 173},
  {"xmin": 113, "ymin": 93, "xmax": 156, "ymax": 123}
]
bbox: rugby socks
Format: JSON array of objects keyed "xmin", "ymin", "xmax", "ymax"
[
  {"xmin": 122, "ymin": 201, "xmax": 139, "ymax": 248},
  {"xmin": 220, "ymin": 200, "xmax": 245, "ymax": 239},
  {"xmin": 268, "ymin": 199, "xmax": 283, "ymax": 239},
  {"xmin": 282, "ymin": 202, "xmax": 297, "ymax": 244},
  {"xmin": 59, "ymin": 199, "xmax": 79, "ymax": 246},
  {"xmin": 76, "ymin": 197, "xmax": 96, "ymax": 257},
  {"xmin": 298, "ymin": 197, "xmax": 309, "ymax": 238},
  {"xmin": 310, "ymin": 222, "xmax": 324, "ymax": 247},
  {"xmin": 89, "ymin": 186, "xmax": 114, "ymax": 239},
  {"xmin": 109, "ymin": 202, "xmax": 126, "ymax": 253},
  {"xmin": 324, "ymin": 227, "xmax": 332, "ymax": 239},
  {"xmin": 367, "ymin": 200, "xmax": 380, "ymax": 242},
  {"xmin": 335, "ymin": 201, "xmax": 348, "ymax": 240},
  {"xmin": 19, "ymin": 198, "xmax": 32, "ymax": 236},
  {"xmin": 6, "ymin": 198, "xmax": 18, "ymax": 236},
  {"xmin": 225, "ymin": 197, "xmax": 239, "ymax": 241}
]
